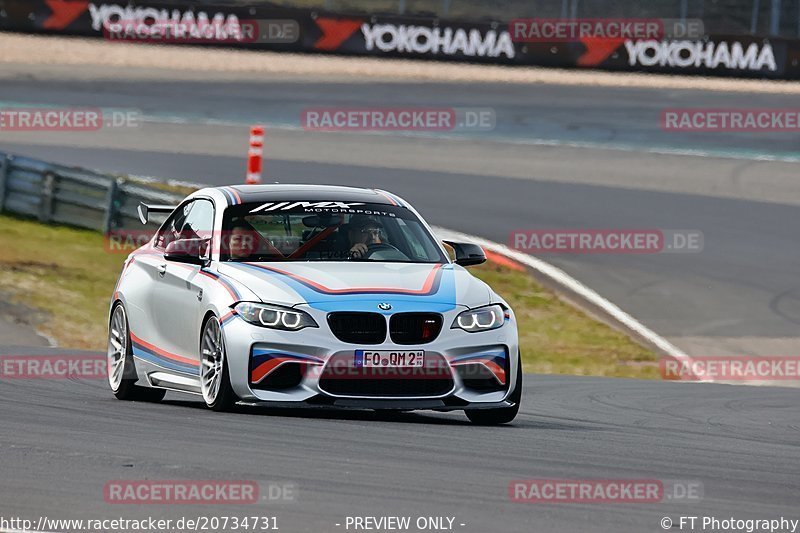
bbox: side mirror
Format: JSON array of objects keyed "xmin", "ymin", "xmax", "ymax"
[
  {"xmin": 443, "ymin": 240, "xmax": 486, "ymax": 267},
  {"xmin": 165, "ymin": 238, "xmax": 209, "ymax": 265}
]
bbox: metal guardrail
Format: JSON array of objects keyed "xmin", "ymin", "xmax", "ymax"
[{"xmin": 0, "ymin": 152, "xmax": 183, "ymax": 233}]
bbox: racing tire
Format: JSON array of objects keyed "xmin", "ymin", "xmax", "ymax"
[
  {"xmin": 465, "ymin": 351, "xmax": 522, "ymax": 425},
  {"xmin": 200, "ymin": 315, "xmax": 239, "ymax": 412},
  {"xmin": 107, "ymin": 303, "xmax": 167, "ymax": 402}
]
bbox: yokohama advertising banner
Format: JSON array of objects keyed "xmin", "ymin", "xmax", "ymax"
[{"xmin": 0, "ymin": 0, "xmax": 798, "ymax": 78}]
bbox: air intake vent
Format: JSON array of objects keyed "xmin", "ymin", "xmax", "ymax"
[
  {"xmin": 390, "ymin": 313, "xmax": 443, "ymax": 345},
  {"xmin": 318, "ymin": 353, "xmax": 454, "ymax": 397},
  {"xmin": 327, "ymin": 312, "xmax": 386, "ymax": 344}
]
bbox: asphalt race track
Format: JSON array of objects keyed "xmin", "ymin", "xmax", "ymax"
[
  {"xmin": 1, "ymin": 346, "xmax": 799, "ymax": 533},
  {"xmin": 1, "ymin": 62, "xmax": 800, "ymax": 533}
]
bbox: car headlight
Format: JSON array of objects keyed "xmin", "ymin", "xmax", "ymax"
[
  {"xmin": 234, "ymin": 302, "xmax": 318, "ymax": 331},
  {"xmin": 452, "ymin": 304, "xmax": 506, "ymax": 333}
]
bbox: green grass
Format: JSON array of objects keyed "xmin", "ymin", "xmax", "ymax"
[
  {"xmin": 0, "ymin": 214, "xmax": 125, "ymax": 349},
  {"xmin": 0, "ymin": 213, "xmax": 658, "ymax": 377}
]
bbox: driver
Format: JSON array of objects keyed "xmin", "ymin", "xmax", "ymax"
[
  {"xmin": 347, "ymin": 215, "xmax": 384, "ymax": 259},
  {"xmin": 227, "ymin": 220, "xmax": 257, "ymax": 260}
]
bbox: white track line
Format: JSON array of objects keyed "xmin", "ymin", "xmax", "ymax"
[{"xmin": 433, "ymin": 226, "xmax": 699, "ymax": 375}]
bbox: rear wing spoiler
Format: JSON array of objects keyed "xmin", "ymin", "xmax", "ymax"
[{"xmin": 138, "ymin": 202, "xmax": 178, "ymax": 225}]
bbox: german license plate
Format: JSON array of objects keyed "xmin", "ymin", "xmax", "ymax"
[{"xmin": 355, "ymin": 350, "xmax": 425, "ymax": 368}]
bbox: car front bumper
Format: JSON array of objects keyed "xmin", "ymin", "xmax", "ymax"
[{"xmin": 222, "ymin": 305, "xmax": 520, "ymax": 410}]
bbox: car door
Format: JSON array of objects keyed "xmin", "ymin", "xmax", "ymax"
[
  {"xmin": 127, "ymin": 200, "xmax": 190, "ymax": 359},
  {"xmin": 151, "ymin": 198, "xmax": 216, "ymax": 371}
]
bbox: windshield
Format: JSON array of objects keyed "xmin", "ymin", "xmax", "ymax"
[{"xmin": 220, "ymin": 201, "xmax": 447, "ymax": 263}]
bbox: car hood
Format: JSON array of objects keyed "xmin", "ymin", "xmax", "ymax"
[{"xmin": 217, "ymin": 261, "xmax": 491, "ymax": 310}]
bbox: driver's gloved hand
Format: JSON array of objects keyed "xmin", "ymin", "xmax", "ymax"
[{"xmin": 349, "ymin": 243, "xmax": 368, "ymax": 259}]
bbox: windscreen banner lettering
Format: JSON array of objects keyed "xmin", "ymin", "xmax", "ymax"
[{"xmin": 250, "ymin": 201, "xmax": 366, "ymax": 213}]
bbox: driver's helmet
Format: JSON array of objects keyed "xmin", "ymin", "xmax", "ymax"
[
  {"xmin": 347, "ymin": 215, "xmax": 384, "ymax": 243},
  {"xmin": 348, "ymin": 215, "xmax": 383, "ymax": 236}
]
